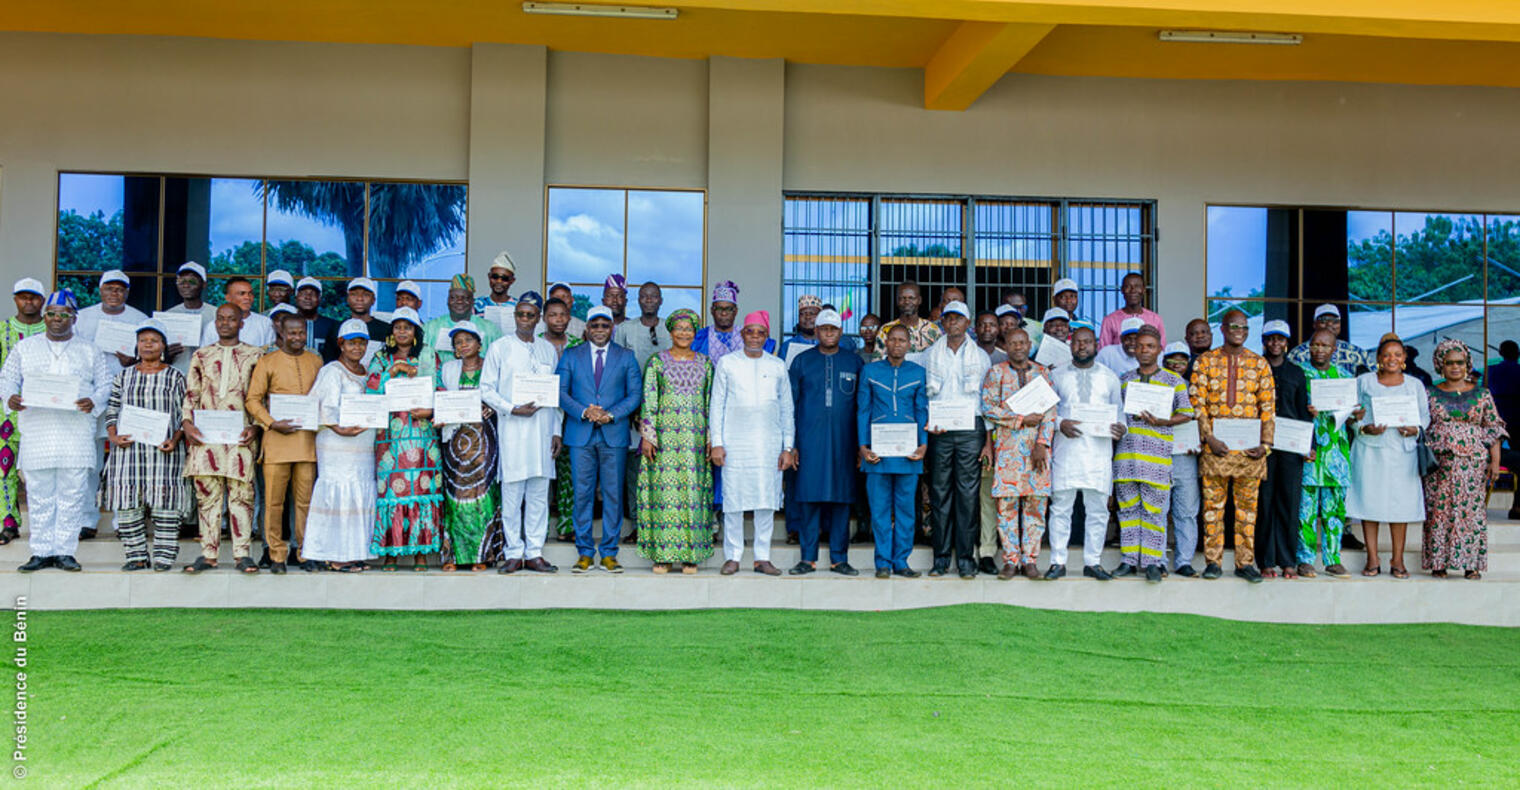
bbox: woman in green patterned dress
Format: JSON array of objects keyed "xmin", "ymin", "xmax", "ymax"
[
  {"xmin": 366, "ymin": 307, "xmax": 444, "ymax": 571},
  {"xmin": 539, "ymin": 297, "xmax": 583, "ymax": 541},
  {"xmin": 438, "ymin": 322, "xmax": 504, "ymax": 571},
  {"xmin": 636, "ymin": 309, "xmax": 714, "ymax": 573}
]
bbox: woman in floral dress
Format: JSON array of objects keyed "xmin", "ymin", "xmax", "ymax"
[
  {"xmin": 1422, "ymin": 338, "xmax": 1506, "ymax": 579},
  {"xmin": 366, "ymin": 307, "xmax": 443, "ymax": 570},
  {"xmin": 635, "ymin": 309, "xmax": 714, "ymax": 573},
  {"xmin": 437, "ymin": 322, "xmax": 504, "ymax": 571}
]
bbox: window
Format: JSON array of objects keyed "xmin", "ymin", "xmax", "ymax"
[
  {"xmin": 545, "ymin": 186, "xmax": 705, "ymax": 321},
  {"xmin": 782, "ymin": 193, "xmax": 1156, "ymax": 338},
  {"xmin": 54, "ymin": 173, "xmax": 468, "ymax": 321},
  {"xmin": 1206, "ymin": 204, "xmax": 1520, "ymax": 372}
]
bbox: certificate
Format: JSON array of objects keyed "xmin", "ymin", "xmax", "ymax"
[
  {"xmin": 152, "ymin": 311, "xmax": 202, "ymax": 347},
  {"xmin": 511, "ymin": 373, "xmax": 561, "ymax": 408},
  {"xmin": 117, "ymin": 405, "xmax": 170, "ymax": 445},
  {"xmin": 361, "ymin": 341, "xmax": 383, "ymax": 368},
  {"xmin": 783, "ymin": 342, "xmax": 809, "ymax": 369},
  {"xmin": 1171, "ymin": 419, "xmax": 1200, "ymax": 453},
  {"xmin": 1034, "ymin": 336, "xmax": 1071, "ymax": 368},
  {"xmin": 482, "ymin": 305, "xmax": 512, "ymax": 334},
  {"xmin": 1070, "ymin": 403, "xmax": 1116, "ymax": 439},
  {"xmin": 1274, "ymin": 417, "xmax": 1313, "ymax": 456},
  {"xmin": 1004, "ymin": 375, "xmax": 1059, "ymax": 416},
  {"xmin": 338, "ymin": 394, "xmax": 389, "ymax": 429},
  {"xmin": 1309, "ymin": 378, "xmax": 1357, "ymax": 413},
  {"xmin": 1123, "ymin": 381, "xmax": 1174, "ymax": 419},
  {"xmin": 870, "ymin": 423, "xmax": 918, "ymax": 458},
  {"xmin": 94, "ymin": 320, "xmax": 138, "ymax": 357},
  {"xmin": 269, "ymin": 394, "xmax": 319, "ymax": 431},
  {"xmin": 1371, "ymin": 395, "xmax": 1419, "ymax": 427},
  {"xmin": 385, "ymin": 376, "xmax": 434, "ymax": 412},
  {"xmin": 434, "ymin": 390, "xmax": 483, "ymax": 425},
  {"xmin": 928, "ymin": 399, "xmax": 975, "ymax": 432},
  {"xmin": 1211, "ymin": 418, "xmax": 1262, "ymax": 451},
  {"xmin": 19, "ymin": 372, "xmax": 79, "ymax": 410},
  {"xmin": 193, "ymin": 410, "xmax": 245, "ymax": 444}
]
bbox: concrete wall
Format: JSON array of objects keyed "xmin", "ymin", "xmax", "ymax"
[{"xmin": 2, "ymin": 32, "xmax": 1519, "ymax": 333}]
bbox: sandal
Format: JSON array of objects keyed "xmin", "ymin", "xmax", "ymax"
[
  {"xmin": 1390, "ymin": 566, "xmax": 1410, "ymax": 579},
  {"xmin": 652, "ymin": 563, "xmax": 670, "ymax": 575},
  {"xmin": 1261, "ymin": 568, "xmax": 1278, "ymax": 578},
  {"xmin": 235, "ymin": 557, "xmax": 258, "ymax": 574},
  {"xmin": 1465, "ymin": 570, "xmax": 1482, "ymax": 580},
  {"xmin": 681, "ymin": 563, "xmax": 698, "ymax": 574},
  {"xmin": 1282, "ymin": 566, "xmax": 1298, "ymax": 579},
  {"xmin": 471, "ymin": 564, "xmax": 487, "ymax": 572},
  {"xmin": 442, "ymin": 563, "xmax": 457, "ymax": 573},
  {"xmin": 1361, "ymin": 565, "xmax": 1381, "ymax": 577},
  {"xmin": 1431, "ymin": 569, "xmax": 1447, "ymax": 578},
  {"xmin": 183, "ymin": 557, "xmax": 218, "ymax": 574},
  {"xmin": 412, "ymin": 560, "xmax": 428, "ymax": 572},
  {"xmin": 381, "ymin": 563, "xmax": 399, "ymax": 572},
  {"xmin": 334, "ymin": 562, "xmax": 363, "ymax": 573},
  {"xmin": 121, "ymin": 560, "xmax": 150, "ymax": 572},
  {"xmin": 0, "ymin": 526, "xmax": 18, "ymax": 546}
]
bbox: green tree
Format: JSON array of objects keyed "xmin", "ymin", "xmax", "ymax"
[
  {"xmin": 56, "ymin": 210, "xmax": 124, "ymax": 272},
  {"xmin": 259, "ymin": 181, "xmax": 465, "ymax": 279},
  {"xmin": 1347, "ymin": 215, "xmax": 1505, "ymax": 302}
]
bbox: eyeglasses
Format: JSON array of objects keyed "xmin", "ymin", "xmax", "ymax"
[
  {"xmin": 1223, "ymin": 323, "xmax": 1249, "ymax": 331},
  {"xmin": 489, "ymin": 273, "xmax": 514, "ymax": 281},
  {"xmin": 43, "ymin": 311, "xmax": 71, "ymax": 319}
]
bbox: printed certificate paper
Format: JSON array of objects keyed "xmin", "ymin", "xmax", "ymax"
[
  {"xmin": 870, "ymin": 423, "xmax": 918, "ymax": 458},
  {"xmin": 20, "ymin": 373, "xmax": 78, "ymax": 410},
  {"xmin": 385, "ymin": 377, "xmax": 434, "ymax": 412},
  {"xmin": 152, "ymin": 311, "xmax": 203, "ymax": 348},
  {"xmin": 193, "ymin": 410, "xmax": 245, "ymax": 444},
  {"xmin": 1211, "ymin": 418, "xmax": 1262, "ymax": 451},
  {"xmin": 511, "ymin": 373, "xmax": 560, "ymax": 408},
  {"xmin": 1371, "ymin": 395, "xmax": 1419, "ymax": 427},
  {"xmin": 117, "ymin": 405, "xmax": 170, "ymax": 446},
  {"xmin": 433, "ymin": 390, "xmax": 483, "ymax": 425},
  {"xmin": 927, "ymin": 400, "xmax": 975, "ymax": 432},
  {"xmin": 1274, "ymin": 417, "xmax": 1314, "ymax": 456},
  {"xmin": 1123, "ymin": 381, "xmax": 1174, "ymax": 419},
  {"xmin": 1004, "ymin": 376, "xmax": 1059, "ymax": 416},
  {"xmin": 1308, "ymin": 378, "xmax": 1357, "ymax": 413},
  {"xmin": 338, "ymin": 394, "xmax": 389, "ymax": 429},
  {"xmin": 1070, "ymin": 404, "xmax": 1117, "ymax": 439},
  {"xmin": 94, "ymin": 320, "xmax": 138, "ymax": 357},
  {"xmin": 1034, "ymin": 337, "xmax": 1071, "ymax": 369},
  {"xmin": 1172, "ymin": 419, "xmax": 1200, "ymax": 453},
  {"xmin": 269, "ymin": 394, "xmax": 319, "ymax": 431}
]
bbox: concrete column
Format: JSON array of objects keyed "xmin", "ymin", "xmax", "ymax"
[
  {"xmin": 707, "ymin": 57, "xmax": 785, "ymax": 322},
  {"xmin": 467, "ymin": 44, "xmax": 547, "ymax": 294}
]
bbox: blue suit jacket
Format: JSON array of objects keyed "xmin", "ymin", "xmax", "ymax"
[{"xmin": 557, "ymin": 341, "xmax": 643, "ymax": 447}]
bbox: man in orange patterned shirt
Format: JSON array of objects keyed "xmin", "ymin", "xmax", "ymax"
[{"xmin": 1187, "ymin": 309, "xmax": 1275, "ymax": 583}]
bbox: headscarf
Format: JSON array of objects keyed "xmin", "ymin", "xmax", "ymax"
[
  {"xmin": 742, "ymin": 310, "xmax": 770, "ymax": 331},
  {"xmin": 451, "ymin": 273, "xmax": 475, "ymax": 293},
  {"xmin": 517, "ymin": 290, "xmax": 544, "ymax": 310},
  {"xmin": 665, "ymin": 308, "xmax": 701, "ymax": 332},
  {"xmin": 1432, "ymin": 337, "xmax": 1471, "ymax": 369},
  {"xmin": 45, "ymin": 290, "xmax": 77, "ymax": 312},
  {"xmin": 711, "ymin": 280, "xmax": 739, "ymax": 304}
]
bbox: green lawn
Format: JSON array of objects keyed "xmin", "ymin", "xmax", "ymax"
[{"xmin": 22, "ymin": 606, "xmax": 1520, "ymax": 787}]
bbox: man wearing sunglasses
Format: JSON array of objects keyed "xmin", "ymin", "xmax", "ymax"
[{"xmin": 473, "ymin": 250, "xmax": 519, "ymax": 317}]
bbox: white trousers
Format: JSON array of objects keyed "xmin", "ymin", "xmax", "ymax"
[
  {"xmin": 23, "ymin": 467, "xmax": 93, "ymax": 558},
  {"xmin": 501, "ymin": 477, "xmax": 550, "ymax": 560},
  {"xmin": 1048, "ymin": 487, "xmax": 1107, "ymax": 568},
  {"xmin": 723, "ymin": 509, "xmax": 774, "ymax": 563}
]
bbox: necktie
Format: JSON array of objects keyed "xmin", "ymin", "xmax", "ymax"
[{"xmin": 594, "ymin": 347, "xmax": 605, "ymax": 389}]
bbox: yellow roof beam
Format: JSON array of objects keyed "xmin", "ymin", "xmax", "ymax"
[{"xmin": 924, "ymin": 21, "xmax": 1054, "ymax": 110}]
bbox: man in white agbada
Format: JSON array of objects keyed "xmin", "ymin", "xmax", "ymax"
[
  {"xmin": 480, "ymin": 292, "xmax": 562, "ymax": 574},
  {"xmin": 0, "ymin": 291, "xmax": 116, "ymax": 571},
  {"xmin": 1046, "ymin": 323, "xmax": 1126, "ymax": 581},
  {"xmin": 709, "ymin": 309, "xmax": 796, "ymax": 576}
]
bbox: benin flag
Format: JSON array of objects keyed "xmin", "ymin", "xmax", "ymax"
[{"xmin": 840, "ymin": 294, "xmax": 854, "ymax": 322}]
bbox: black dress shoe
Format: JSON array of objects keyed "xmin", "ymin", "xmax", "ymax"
[
  {"xmin": 1043, "ymin": 563, "xmax": 1066, "ymax": 580},
  {"xmin": 1083, "ymin": 565, "xmax": 1114, "ymax": 581},
  {"xmin": 957, "ymin": 561, "xmax": 977, "ymax": 580},
  {"xmin": 893, "ymin": 567, "xmax": 920, "ymax": 578},
  {"xmin": 121, "ymin": 560, "xmax": 150, "ymax": 572},
  {"xmin": 927, "ymin": 562, "xmax": 950, "ymax": 577},
  {"xmin": 1112, "ymin": 563, "xmax": 1138, "ymax": 578},
  {"xmin": 788, "ymin": 561, "xmax": 816, "ymax": 576},
  {"xmin": 497, "ymin": 558, "xmax": 523, "ymax": 574},
  {"xmin": 1341, "ymin": 532, "xmax": 1365, "ymax": 550},
  {"xmin": 830, "ymin": 562, "xmax": 860, "ymax": 577},
  {"xmin": 1145, "ymin": 566, "xmax": 1163, "ymax": 584},
  {"xmin": 269, "ymin": 561, "xmax": 287, "ymax": 575},
  {"xmin": 1173, "ymin": 565, "xmax": 1198, "ymax": 578},
  {"xmin": 17, "ymin": 556, "xmax": 51, "ymax": 573},
  {"xmin": 298, "ymin": 560, "xmax": 320, "ymax": 573},
  {"xmin": 978, "ymin": 557, "xmax": 998, "ymax": 575},
  {"xmin": 785, "ymin": 533, "xmax": 799, "ymax": 545},
  {"xmin": 1202, "ymin": 562, "xmax": 1223, "ymax": 580},
  {"xmin": 257, "ymin": 550, "xmax": 273, "ymax": 569},
  {"xmin": 875, "ymin": 568, "xmax": 891, "ymax": 579},
  {"xmin": 78, "ymin": 527, "xmax": 97, "ymax": 540},
  {"xmin": 55, "ymin": 556, "xmax": 81, "ymax": 572},
  {"xmin": 1235, "ymin": 566, "xmax": 1264, "ymax": 584},
  {"xmin": 523, "ymin": 557, "xmax": 557, "ymax": 573}
]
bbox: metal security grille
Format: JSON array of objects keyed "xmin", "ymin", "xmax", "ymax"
[{"xmin": 782, "ymin": 193, "xmax": 1156, "ymax": 337}]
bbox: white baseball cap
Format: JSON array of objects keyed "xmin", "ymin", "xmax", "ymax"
[
  {"xmin": 348, "ymin": 277, "xmax": 377, "ymax": 294},
  {"xmin": 267, "ymin": 270, "xmax": 295, "ymax": 288},
  {"xmin": 12, "ymin": 278, "xmax": 45, "ymax": 297},
  {"xmin": 1042, "ymin": 307, "xmax": 1070, "ymax": 324},
  {"xmin": 940, "ymin": 300, "xmax": 969, "ymax": 319},
  {"xmin": 1262, "ymin": 319, "xmax": 1291, "ymax": 338},
  {"xmin": 1052, "ymin": 278, "xmax": 1078, "ymax": 296},
  {"xmin": 269, "ymin": 303, "xmax": 298, "ymax": 318},
  {"xmin": 100, "ymin": 269, "xmax": 130, "ymax": 287},
  {"xmin": 586, "ymin": 306, "xmax": 614, "ymax": 323},
  {"xmin": 177, "ymin": 261, "xmax": 207, "ymax": 282},
  {"xmin": 389, "ymin": 306, "xmax": 422, "ymax": 328},
  {"xmin": 448, "ymin": 320, "xmax": 483, "ymax": 341},
  {"xmin": 994, "ymin": 304, "xmax": 1016, "ymax": 317},
  {"xmin": 396, "ymin": 280, "xmax": 422, "ymax": 299},
  {"xmin": 1120, "ymin": 316, "xmax": 1146, "ymax": 336},
  {"xmin": 1314, "ymin": 304, "xmax": 1341, "ymax": 321},
  {"xmin": 296, "ymin": 277, "xmax": 321, "ymax": 293},
  {"xmin": 338, "ymin": 318, "xmax": 370, "ymax": 340},
  {"xmin": 1163, "ymin": 341, "xmax": 1190, "ymax": 358},
  {"xmin": 815, "ymin": 308, "xmax": 843, "ymax": 329}
]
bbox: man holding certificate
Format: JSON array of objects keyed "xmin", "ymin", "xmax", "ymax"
[
  {"xmin": 245, "ymin": 312, "xmax": 323, "ymax": 573},
  {"xmin": 0, "ymin": 290, "xmax": 116, "ymax": 572},
  {"xmin": 921, "ymin": 301, "xmax": 989, "ymax": 580},
  {"xmin": 1297, "ymin": 329, "xmax": 1360, "ymax": 578},
  {"xmin": 979, "ymin": 327, "xmax": 1056, "ymax": 579},
  {"xmin": 180, "ymin": 303, "xmax": 262, "ymax": 573},
  {"xmin": 480, "ymin": 294, "xmax": 563, "ymax": 574},
  {"xmin": 1187, "ymin": 308, "xmax": 1275, "ymax": 582},
  {"xmin": 1049, "ymin": 324, "xmax": 1126, "ymax": 581},
  {"xmin": 1256, "ymin": 321, "xmax": 1312, "ymax": 579},
  {"xmin": 857, "ymin": 324, "xmax": 927, "ymax": 578},
  {"xmin": 1112, "ymin": 326, "xmax": 1194, "ymax": 583}
]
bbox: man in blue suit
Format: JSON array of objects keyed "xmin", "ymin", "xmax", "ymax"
[{"xmin": 558, "ymin": 305, "xmax": 643, "ymax": 573}]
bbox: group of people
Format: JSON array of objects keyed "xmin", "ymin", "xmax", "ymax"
[{"xmin": 0, "ymin": 262, "xmax": 1506, "ymax": 584}]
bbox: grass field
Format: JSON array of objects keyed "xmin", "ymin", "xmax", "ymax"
[{"xmin": 21, "ymin": 605, "xmax": 1520, "ymax": 787}]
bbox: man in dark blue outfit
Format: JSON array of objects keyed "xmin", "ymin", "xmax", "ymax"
[{"xmin": 786, "ymin": 308, "xmax": 863, "ymax": 576}]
